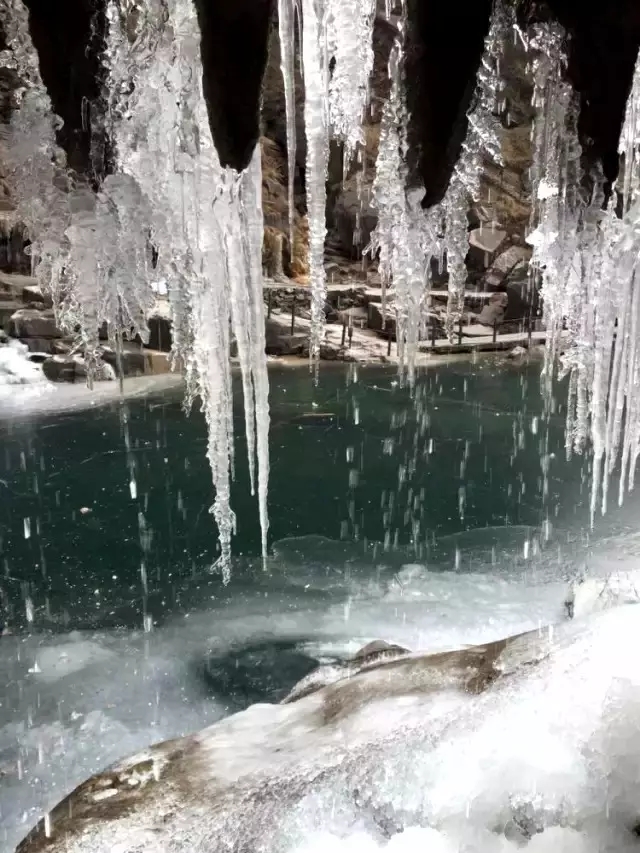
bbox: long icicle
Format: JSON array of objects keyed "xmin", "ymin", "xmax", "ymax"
[{"xmin": 278, "ymin": 0, "xmax": 298, "ymax": 254}]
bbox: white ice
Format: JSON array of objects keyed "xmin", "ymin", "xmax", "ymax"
[{"xmin": 3, "ymin": 528, "xmax": 640, "ymax": 851}]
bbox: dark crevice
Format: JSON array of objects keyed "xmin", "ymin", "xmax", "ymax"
[{"xmin": 192, "ymin": 0, "xmax": 275, "ymax": 172}]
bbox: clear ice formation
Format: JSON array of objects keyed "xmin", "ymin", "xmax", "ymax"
[
  {"xmin": 0, "ymin": 0, "xmax": 270, "ymax": 579},
  {"xmin": 3, "ymin": 0, "xmax": 640, "ymax": 561},
  {"xmin": 528, "ymin": 24, "xmax": 640, "ymax": 521},
  {"xmin": 367, "ymin": 0, "xmax": 508, "ymax": 378},
  {"xmin": 277, "ymin": 0, "xmax": 298, "ymax": 253},
  {"xmin": 294, "ymin": 0, "xmax": 376, "ymax": 364}
]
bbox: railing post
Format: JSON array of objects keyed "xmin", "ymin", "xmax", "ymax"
[
  {"xmin": 341, "ymin": 319, "xmax": 347, "ymax": 347},
  {"xmin": 493, "ymin": 320, "xmax": 498, "ymax": 343},
  {"xmin": 458, "ymin": 317, "xmax": 463, "ymax": 346},
  {"xmin": 267, "ymin": 288, "xmax": 273, "ymax": 319},
  {"xmin": 290, "ymin": 292, "xmax": 296, "ymax": 336},
  {"xmin": 387, "ymin": 328, "xmax": 392, "ymax": 356}
]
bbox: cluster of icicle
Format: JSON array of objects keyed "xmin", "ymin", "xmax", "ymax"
[
  {"xmin": 366, "ymin": 0, "xmax": 510, "ymax": 380},
  {"xmin": 528, "ymin": 25, "xmax": 640, "ymax": 520},
  {"xmin": 279, "ymin": 0, "xmax": 376, "ymax": 363},
  {"xmin": 0, "ymin": 0, "xmax": 269, "ymax": 579}
]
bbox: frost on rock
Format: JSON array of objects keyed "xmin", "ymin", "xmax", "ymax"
[
  {"xmin": 528, "ymin": 30, "xmax": 640, "ymax": 520},
  {"xmin": 0, "ymin": 0, "xmax": 270, "ymax": 577}
]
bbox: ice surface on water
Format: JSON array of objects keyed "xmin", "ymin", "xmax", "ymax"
[{"xmin": 3, "ymin": 534, "xmax": 640, "ymax": 850}]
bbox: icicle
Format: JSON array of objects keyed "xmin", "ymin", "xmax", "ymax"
[
  {"xmin": 441, "ymin": 0, "xmax": 508, "ymax": 337},
  {"xmin": 527, "ymin": 31, "xmax": 640, "ymax": 520},
  {"xmin": 300, "ymin": 0, "xmax": 329, "ymax": 365},
  {"xmin": 0, "ymin": 0, "xmax": 270, "ymax": 578},
  {"xmin": 619, "ymin": 51, "xmax": 640, "ymax": 214},
  {"xmin": 103, "ymin": 0, "xmax": 270, "ymax": 576},
  {"xmin": 367, "ymin": 0, "xmax": 510, "ymax": 370},
  {"xmin": 326, "ymin": 0, "xmax": 376, "ymax": 165},
  {"xmin": 278, "ymin": 0, "xmax": 298, "ymax": 253}
]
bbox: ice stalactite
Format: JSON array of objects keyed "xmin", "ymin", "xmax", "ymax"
[
  {"xmin": 440, "ymin": 1, "xmax": 508, "ymax": 338},
  {"xmin": 277, "ymin": 0, "xmax": 298, "ymax": 252},
  {"xmin": 295, "ymin": 0, "xmax": 376, "ymax": 364},
  {"xmin": 0, "ymin": 0, "xmax": 270, "ymax": 578},
  {"xmin": 528, "ymin": 27, "xmax": 640, "ymax": 521},
  {"xmin": 0, "ymin": 0, "xmax": 156, "ymax": 379},
  {"xmin": 326, "ymin": 0, "xmax": 376, "ymax": 167},
  {"xmin": 104, "ymin": 0, "xmax": 270, "ymax": 576},
  {"xmin": 300, "ymin": 0, "xmax": 329, "ymax": 365},
  {"xmin": 368, "ymin": 0, "xmax": 509, "ymax": 374},
  {"xmin": 367, "ymin": 33, "xmax": 437, "ymax": 385}
]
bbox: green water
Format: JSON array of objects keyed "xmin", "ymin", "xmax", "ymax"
[{"xmin": 0, "ymin": 360, "xmax": 607, "ymax": 632}]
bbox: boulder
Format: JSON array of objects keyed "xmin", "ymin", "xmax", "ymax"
[
  {"xmin": 41, "ymin": 355, "xmax": 77, "ymax": 383},
  {"xmin": 477, "ymin": 287, "xmax": 527, "ymax": 327},
  {"xmin": 19, "ymin": 337, "xmax": 60, "ymax": 354},
  {"xmin": 469, "ymin": 226, "xmax": 507, "ymax": 259},
  {"xmin": 100, "ymin": 344, "xmax": 147, "ymax": 377},
  {"xmin": 477, "ymin": 292, "xmax": 508, "ymax": 327},
  {"xmin": 22, "ymin": 284, "xmax": 52, "ymax": 307},
  {"xmin": 9, "ymin": 308, "xmax": 61, "ymax": 339},
  {"xmin": 43, "ymin": 354, "xmax": 115, "ymax": 383},
  {"xmin": 265, "ymin": 317, "xmax": 307, "ymax": 356},
  {"xmin": 484, "ymin": 244, "xmax": 531, "ymax": 290}
]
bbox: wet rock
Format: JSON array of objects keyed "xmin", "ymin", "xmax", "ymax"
[
  {"xmin": 9, "ymin": 308, "xmax": 61, "ymax": 339},
  {"xmin": 100, "ymin": 344, "xmax": 146, "ymax": 377},
  {"xmin": 42, "ymin": 354, "xmax": 115, "ymax": 383},
  {"xmin": 353, "ymin": 640, "xmax": 409, "ymax": 665},
  {"xmin": 477, "ymin": 292, "xmax": 508, "ymax": 327},
  {"xmin": 468, "ymin": 226, "xmax": 507, "ymax": 267},
  {"xmin": 41, "ymin": 355, "xmax": 78, "ymax": 383},
  {"xmin": 265, "ymin": 317, "xmax": 307, "ymax": 356},
  {"xmin": 20, "ymin": 337, "xmax": 60, "ymax": 354}
]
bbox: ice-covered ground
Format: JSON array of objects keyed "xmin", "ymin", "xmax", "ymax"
[
  {"xmin": 0, "ymin": 340, "xmax": 51, "ymax": 400},
  {"xmin": 3, "ymin": 533, "xmax": 640, "ymax": 852}
]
